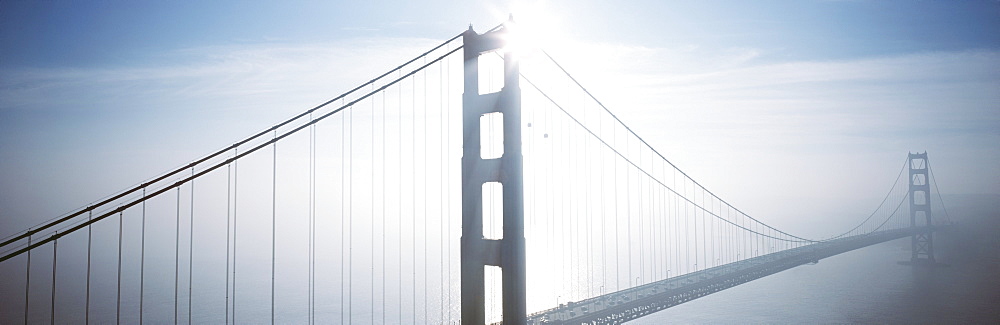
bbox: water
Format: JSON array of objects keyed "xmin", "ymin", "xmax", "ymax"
[{"xmin": 633, "ymin": 195, "xmax": 1000, "ymax": 324}]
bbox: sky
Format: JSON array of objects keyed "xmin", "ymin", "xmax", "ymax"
[{"xmin": 1, "ymin": 0, "xmax": 999, "ymax": 236}]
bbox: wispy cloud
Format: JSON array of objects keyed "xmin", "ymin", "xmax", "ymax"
[
  {"xmin": 341, "ymin": 26, "xmax": 381, "ymax": 32},
  {"xmin": 1, "ymin": 37, "xmax": 444, "ymax": 113}
]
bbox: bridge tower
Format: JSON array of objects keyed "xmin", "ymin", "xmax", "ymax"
[
  {"xmin": 461, "ymin": 20, "xmax": 527, "ymax": 324},
  {"xmin": 908, "ymin": 152, "xmax": 935, "ymax": 263}
]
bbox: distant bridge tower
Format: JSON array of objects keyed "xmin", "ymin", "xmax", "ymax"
[
  {"xmin": 461, "ymin": 19, "xmax": 527, "ymax": 325},
  {"xmin": 908, "ymin": 152, "xmax": 935, "ymax": 263}
]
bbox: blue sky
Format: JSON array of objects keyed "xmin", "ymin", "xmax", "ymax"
[
  {"xmin": 1, "ymin": 0, "xmax": 998, "ymax": 234},
  {"xmin": 1, "ymin": 1, "xmax": 996, "ymax": 68}
]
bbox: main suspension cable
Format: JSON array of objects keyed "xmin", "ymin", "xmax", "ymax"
[
  {"xmin": 928, "ymin": 161, "xmax": 953, "ymax": 224},
  {"xmin": 0, "ymin": 43, "xmax": 464, "ymax": 263},
  {"xmin": 533, "ymin": 50, "xmax": 815, "ymax": 242},
  {"xmin": 530, "ymin": 49, "xmax": 919, "ymax": 243},
  {"xmin": 519, "ymin": 72, "xmax": 804, "ymax": 242},
  {"xmin": 0, "ymin": 30, "xmax": 469, "ymax": 254}
]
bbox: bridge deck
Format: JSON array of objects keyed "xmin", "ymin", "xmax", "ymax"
[{"xmin": 527, "ymin": 226, "xmax": 932, "ymax": 325}]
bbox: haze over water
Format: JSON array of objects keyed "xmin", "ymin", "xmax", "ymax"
[{"xmin": 639, "ymin": 194, "xmax": 1000, "ymax": 324}]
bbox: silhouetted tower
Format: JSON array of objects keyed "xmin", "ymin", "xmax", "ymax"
[
  {"xmin": 908, "ymin": 152, "xmax": 935, "ymax": 263},
  {"xmin": 461, "ymin": 18, "xmax": 527, "ymax": 325}
]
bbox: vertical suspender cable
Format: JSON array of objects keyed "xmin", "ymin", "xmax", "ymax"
[
  {"xmin": 613, "ymin": 124, "xmax": 619, "ymax": 290},
  {"xmin": 412, "ymin": 72, "xmax": 417, "ymax": 323},
  {"xmin": 638, "ymin": 148, "xmax": 643, "ymax": 284},
  {"xmin": 647, "ymin": 145, "xmax": 652, "ymax": 279},
  {"xmin": 544, "ymin": 98, "xmax": 551, "ymax": 296},
  {"xmin": 584, "ymin": 101, "xmax": 592, "ymax": 294},
  {"xmin": 572, "ymin": 109, "xmax": 578, "ymax": 296},
  {"xmin": 726, "ymin": 205, "xmax": 731, "ymax": 263},
  {"xmin": 397, "ymin": 73, "xmax": 403, "ymax": 325},
  {"xmin": 423, "ymin": 58, "xmax": 429, "ymax": 323},
  {"xmin": 562, "ymin": 105, "xmax": 567, "ymax": 294},
  {"xmin": 700, "ymin": 188, "xmax": 704, "ymax": 266},
  {"xmin": 86, "ymin": 211, "xmax": 92, "ymax": 325},
  {"xmin": 737, "ymin": 210, "xmax": 741, "ymax": 260},
  {"xmin": 696, "ymin": 183, "xmax": 701, "ymax": 270},
  {"xmin": 673, "ymin": 171, "xmax": 678, "ymax": 274},
  {"xmin": 25, "ymin": 232, "xmax": 31, "ymax": 324},
  {"xmin": 657, "ymin": 153, "xmax": 661, "ymax": 276},
  {"xmin": 646, "ymin": 150, "xmax": 652, "ymax": 281},
  {"xmin": 600, "ymin": 112, "xmax": 606, "ymax": 290},
  {"xmin": 685, "ymin": 178, "xmax": 690, "ymax": 273},
  {"xmin": 189, "ymin": 171, "xmax": 194, "ymax": 325},
  {"xmin": 551, "ymin": 98, "xmax": 558, "ymax": 296},
  {"xmin": 445, "ymin": 46, "xmax": 453, "ymax": 324},
  {"xmin": 665, "ymin": 163, "xmax": 670, "ymax": 277},
  {"xmin": 309, "ymin": 115, "xmax": 317, "ymax": 324},
  {"xmin": 710, "ymin": 194, "xmax": 714, "ymax": 266},
  {"xmin": 660, "ymin": 162, "xmax": 665, "ymax": 278},
  {"xmin": 634, "ymin": 147, "xmax": 640, "ymax": 284},
  {"xmin": 233, "ymin": 149, "xmax": 239, "ymax": 324},
  {"xmin": 140, "ymin": 187, "xmax": 146, "ymax": 325},
  {"xmin": 271, "ymin": 131, "xmax": 277, "ymax": 325},
  {"xmin": 340, "ymin": 104, "xmax": 347, "ymax": 323},
  {"xmin": 643, "ymin": 153, "xmax": 648, "ymax": 280},
  {"xmin": 310, "ymin": 121, "xmax": 315, "ymax": 323},
  {"xmin": 591, "ymin": 104, "xmax": 598, "ymax": 293},
  {"xmin": 309, "ymin": 113, "xmax": 315, "ymax": 325},
  {"xmin": 438, "ymin": 60, "xmax": 445, "ymax": 323},
  {"xmin": 175, "ymin": 187, "xmax": 181, "ymax": 325},
  {"xmin": 701, "ymin": 186, "xmax": 706, "ymax": 269},
  {"xmin": 561, "ymin": 107, "xmax": 568, "ymax": 298},
  {"xmin": 567, "ymin": 108, "xmax": 574, "ymax": 298},
  {"xmin": 642, "ymin": 149, "xmax": 647, "ymax": 283},
  {"xmin": 348, "ymin": 104, "xmax": 354, "ymax": 324},
  {"xmin": 651, "ymin": 152, "xmax": 656, "ymax": 277},
  {"xmin": 626, "ymin": 137, "xmax": 632, "ymax": 286},
  {"xmin": 340, "ymin": 103, "xmax": 346, "ymax": 324},
  {"xmin": 225, "ymin": 162, "xmax": 231, "ymax": 325},
  {"xmin": 371, "ymin": 84, "xmax": 377, "ymax": 324},
  {"xmin": 309, "ymin": 114, "xmax": 316, "ymax": 324},
  {"xmin": 116, "ymin": 211, "xmax": 123, "ymax": 325},
  {"xmin": 382, "ymin": 87, "xmax": 387, "ymax": 325},
  {"xmin": 50, "ymin": 235, "xmax": 57, "ymax": 325},
  {"xmin": 662, "ymin": 162, "xmax": 668, "ymax": 277},
  {"xmin": 669, "ymin": 169, "xmax": 675, "ymax": 277}
]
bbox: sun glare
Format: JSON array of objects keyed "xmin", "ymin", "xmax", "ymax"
[{"xmin": 494, "ymin": 1, "xmax": 563, "ymax": 57}]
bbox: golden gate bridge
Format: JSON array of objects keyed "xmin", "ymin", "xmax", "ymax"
[{"xmin": 0, "ymin": 19, "xmax": 951, "ymax": 324}]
